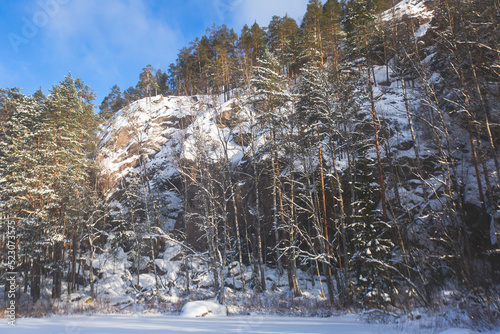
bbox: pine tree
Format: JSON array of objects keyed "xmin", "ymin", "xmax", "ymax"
[
  {"xmin": 137, "ymin": 65, "xmax": 159, "ymax": 102},
  {"xmin": 207, "ymin": 25, "xmax": 239, "ymax": 101},
  {"xmin": 238, "ymin": 22, "xmax": 267, "ymax": 86},
  {"xmin": 155, "ymin": 69, "xmax": 170, "ymax": 96},
  {"xmin": 321, "ymin": 0, "xmax": 343, "ymax": 66},
  {"xmin": 251, "ymin": 48, "xmax": 291, "ymax": 120},
  {"xmin": 251, "ymin": 49, "xmax": 302, "ymax": 296},
  {"xmin": 0, "ymin": 89, "xmax": 50, "ymax": 302},
  {"xmin": 124, "ymin": 86, "xmax": 141, "ymax": 104},
  {"xmin": 0, "ymin": 76, "xmax": 98, "ymax": 300},
  {"xmin": 343, "ymin": 0, "xmax": 381, "ymax": 63},
  {"xmin": 349, "ymin": 152, "xmax": 394, "ymax": 307},
  {"xmin": 239, "ymin": 22, "xmax": 266, "ymax": 66},
  {"xmin": 296, "ymin": 61, "xmax": 339, "ymax": 304},
  {"xmin": 99, "ymin": 85, "xmax": 126, "ymax": 121},
  {"xmin": 41, "ymin": 74, "xmax": 98, "ymax": 298},
  {"xmin": 267, "ymin": 15, "xmax": 301, "ymax": 78},
  {"xmin": 300, "ymin": 0, "xmax": 325, "ymax": 64}
]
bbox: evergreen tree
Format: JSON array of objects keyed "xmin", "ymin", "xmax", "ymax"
[
  {"xmin": 267, "ymin": 15, "xmax": 301, "ymax": 78},
  {"xmin": 239, "ymin": 22, "xmax": 267, "ymax": 66},
  {"xmin": 99, "ymin": 85, "xmax": 126, "ymax": 121},
  {"xmin": 251, "ymin": 49, "xmax": 302, "ymax": 295},
  {"xmin": 171, "ymin": 46, "xmax": 197, "ymax": 96},
  {"xmin": 137, "ymin": 65, "xmax": 159, "ymax": 102},
  {"xmin": 343, "ymin": 0, "xmax": 381, "ymax": 63},
  {"xmin": 238, "ymin": 22, "xmax": 267, "ymax": 86},
  {"xmin": 124, "ymin": 86, "xmax": 141, "ymax": 104},
  {"xmin": 321, "ymin": 0, "xmax": 343, "ymax": 64},
  {"xmin": 33, "ymin": 88, "xmax": 47, "ymax": 105},
  {"xmin": 0, "ymin": 76, "xmax": 98, "ymax": 300},
  {"xmin": 0, "ymin": 89, "xmax": 50, "ymax": 302},
  {"xmin": 155, "ymin": 69, "xmax": 170, "ymax": 96},
  {"xmin": 300, "ymin": 0, "xmax": 325, "ymax": 64},
  {"xmin": 207, "ymin": 24, "xmax": 239, "ymax": 100},
  {"xmin": 296, "ymin": 61, "xmax": 337, "ymax": 304},
  {"xmin": 349, "ymin": 152, "xmax": 394, "ymax": 306},
  {"xmin": 41, "ymin": 74, "xmax": 98, "ymax": 298},
  {"xmin": 251, "ymin": 48, "xmax": 291, "ymax": 121}
]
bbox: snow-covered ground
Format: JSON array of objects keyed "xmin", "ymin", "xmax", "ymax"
[{"xmin": 0, "ymin": 314, "xmax": 491, "ymax": 334}]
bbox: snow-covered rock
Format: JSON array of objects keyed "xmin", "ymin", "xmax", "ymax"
[
  {"xmin": 382, "ymin": 0, "xmax": 435, "ymax": 23},
  {"xmin": 180, "ymin": 300, "xmax": 228, "ymax": 317},
  {"xmin": 96, "ymin": 93, "xmax": 247, "ymax": 231}
]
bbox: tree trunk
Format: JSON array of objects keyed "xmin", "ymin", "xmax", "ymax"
[
  {"xmin": 271, "ymin": 131, "xmax": 284, "ymax": 278},
  {"xmin": 231, "ymin": 183, "xmax": 247, "ymax": 291},
  {"xmin": 316, "ymin": 125, "xmax": 335, "ymax": 304},
  {"xmin": 368, "ymin": 68, "xmax": 388, "ymax": 221},
  {"xmin": 254, "ymin": 164, "xmax": 266, "ymax": 292},
  {"xmin": 467, "ymin": 116, "xmax": 486, "ymax": 211},
  {"xmin": 52, "ymin": 241, "xmax": 63, "ymax": 299},
  {"xmin": 287, "ymin": 167, "xmax": 302, "ymax": 297},
  {"xmin": 32, "ymin": 257, "xmax": 41, "ymax": 303}
]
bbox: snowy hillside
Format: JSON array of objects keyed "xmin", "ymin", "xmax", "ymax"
[{"xmin": 98, "ymin": 64, "xmax": 500, "ymax": 247}]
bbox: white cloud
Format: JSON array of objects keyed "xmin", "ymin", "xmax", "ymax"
[
  {"xmin": 229, "ymin": 0, "xmax": 310, "ymax": 29},
  {"xmin": 40, "ymin": 0, "xmax": 182, "ymax": 77}
]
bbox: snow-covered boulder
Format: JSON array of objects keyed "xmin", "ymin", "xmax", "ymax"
[{"xmin": 180, "ymin": 300, "xmax": 227, "ymax": 317}]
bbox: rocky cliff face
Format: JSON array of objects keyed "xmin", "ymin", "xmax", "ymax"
[{"xmin": 97, "ymin": 94, "xmax": 246, "ymax": 230}]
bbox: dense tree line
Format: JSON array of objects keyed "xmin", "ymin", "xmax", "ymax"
[
  {"xmin": 99, "ymin": 0, "xmax": 394, "ymax": 120},
  {"xmin": 0, "ymin": 75, "xmax": 103, "ymax": 302}
]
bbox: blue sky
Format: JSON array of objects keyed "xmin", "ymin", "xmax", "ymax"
[{"xmin": 0, "ymin": 0, "xmax": 310, "ymax": 109}]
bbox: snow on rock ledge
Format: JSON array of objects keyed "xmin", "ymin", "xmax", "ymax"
[
  {"xmin": 382, "ymin": 0, "xmax": 434, "ymax": 23},
  {"xmin": 96, "ymin": 93, "xmax": 246, "ymax": 220},
  {"xmin": 180, "ymin": 300, "xmax": 228, "ymax": 318}
]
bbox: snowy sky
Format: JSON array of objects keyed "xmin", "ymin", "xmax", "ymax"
[{"xmin": 0, "ymin": 0, "xmax": 310, "ymax": 109}]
